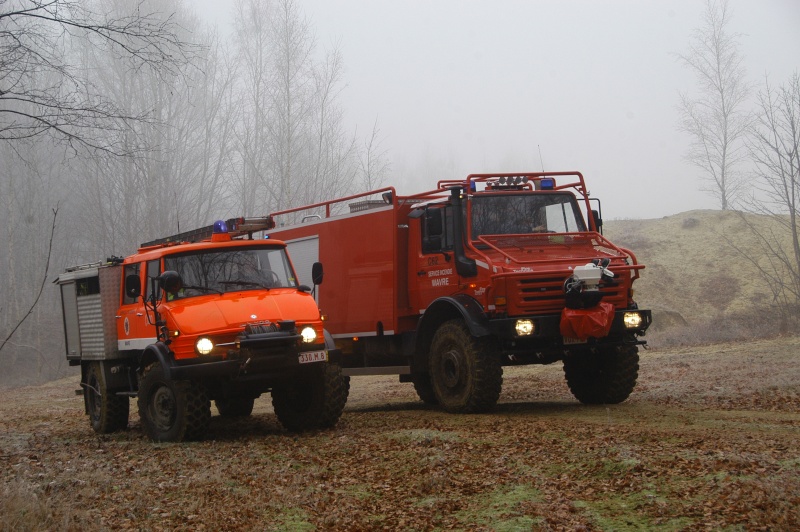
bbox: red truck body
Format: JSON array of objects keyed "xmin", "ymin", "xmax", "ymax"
[{"xmin": 267, "ymin": 172, "xmax": 651, "ymax": 412}]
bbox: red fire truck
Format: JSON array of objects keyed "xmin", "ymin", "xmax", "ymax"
[
  {"xmin": 266, "ymin": 172, "xmax": 651, "ymax": 413},
  {"xmin": 56, "ymin": 218, "xmax": 348, "ymax": 442}
]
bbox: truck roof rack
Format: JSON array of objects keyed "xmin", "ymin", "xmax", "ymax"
[{"xmin": 140, "ymin": 216, "xmax": 275, "ymax": 248}]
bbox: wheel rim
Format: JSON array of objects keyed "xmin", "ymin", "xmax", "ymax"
[
  {"xmin": 148, "ymin": 384, "xmax": 177, "ymax": 431},
  {"xmin": 440, "ymin": 348, "xmax": 464, "ymax": 390}
]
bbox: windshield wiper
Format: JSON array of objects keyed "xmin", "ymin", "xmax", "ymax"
[
  {"xmin": 183, "ymin": 284, "xmax": 223, "ymax": 295},
  {"xmin": 219, "ymin": 280, "xmax": 269, "ymax": 289}
]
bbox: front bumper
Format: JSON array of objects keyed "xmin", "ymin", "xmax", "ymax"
[
  {"xmin": 170, "ymin": 330, "xmax": 341, "ymax": 381},
  {"xmin": 488, "ymin": 309, "xmax": 652, "ymax": 357}
]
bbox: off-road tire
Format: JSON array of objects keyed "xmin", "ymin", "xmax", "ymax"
[
  {"xmin": 428, "ymin": 320, "xmax": 503, "ymax": 413},
  {"xmin": 411, "ymin": 373, "xmax": 439, "ymax": 405},
  {"xmin": 272, "ymin": 363, "xmax": 349, "ymax": 432},
  {"xmin": 85, "ymin": 362, "xmax": 129, "ymax": 433},
  {"xmin": 137, "ymin": 363, "xmax": 210, "ymax": 442},
  {"xmin": 215, "ymin": 396, "xmax": 255, "ymax": 418},
  {"xmin": 563, "ymin": 344, "xmax": 639, "ymax": 404}
]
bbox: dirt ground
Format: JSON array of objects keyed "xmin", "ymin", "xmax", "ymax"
[{"xmin": 2, "ymin": 336, "xmax": 799, "ymax": 531}]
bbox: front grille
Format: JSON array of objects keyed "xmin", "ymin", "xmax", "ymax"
[
  {"xmin": 507, "ymin": 271, "xmax": 629, "ymax": 315},
  {"xmin": 246, "ymin": 323, "xmax": 279, "ymax": 334}
]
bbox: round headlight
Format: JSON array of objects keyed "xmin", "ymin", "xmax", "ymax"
[
  {"xmin": 196, "ymin": 337, "xmax": 214, "ymax": 355},
  {"xmin": 515, "ymin": 319, "xmax": 535, "ymax": 336},
  {"xmin": 300, "ymin": 326, "xmax": 317, "ymax": 344}
]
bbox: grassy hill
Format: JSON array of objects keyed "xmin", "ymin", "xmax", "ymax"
[{"xmin": 604, "ymin": 209, "xmax": 797, "ymax": 347}]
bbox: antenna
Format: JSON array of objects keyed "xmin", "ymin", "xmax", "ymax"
[{"xmin": 537, "ymin": 145, "xmax": 545, "ymax": 172}]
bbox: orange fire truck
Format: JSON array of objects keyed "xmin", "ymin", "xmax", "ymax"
[
  {"xmin": 56, "ymin": 218, "xmax": 348, "ymax": 442},
  {"xmin": 265, "ymin": 172, "xmax": 651, "ymax": 413}
]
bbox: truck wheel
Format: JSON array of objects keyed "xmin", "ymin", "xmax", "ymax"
[
  {"xmin": 428, "ymin": 320, "xmax": 502, "ymax": 413},
  {"xmin": 272, "ymin": 363, "xmax": 349, "ymax": 432},
  {"xmin": 563, "ymin": 345, "xmax": 639, "ymax": 404},
  {"xmin": 137, "ymin": 363, "xmax": 210, "ymax": 442},
  {"xmin": 215, "ymin": 396, "xmax": 255, "ymax": 417},
  {"xmin": 411, "ymin": 373, "xmax": 439, "ymax": 405},
  {"xmin": 85, "ymin": 362, "xmax": 129, "ymax": 433}
]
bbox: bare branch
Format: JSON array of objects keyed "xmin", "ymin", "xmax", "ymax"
[
  {"xmin": 1, "ymin": 0, "xmax": 199, "ymax": 156},
  {"xmin": 0, "ymin": 203, "xmax": 58, "ymax": 355}
]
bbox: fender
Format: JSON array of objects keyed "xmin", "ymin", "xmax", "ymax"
[
  {"xmin": 138, "ymin": 342, "xmax": 176, "ymax": 379},
  {"xmin": 415, "ymin": 294, "xmax": 491, "ymax": 357}
]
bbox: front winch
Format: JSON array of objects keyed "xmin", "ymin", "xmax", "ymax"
[{"xmin": 564, "ymin": 259, "xmax": 615, "ymax": 309}]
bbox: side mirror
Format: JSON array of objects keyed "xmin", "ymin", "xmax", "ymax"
[
  {"xmin": 311, "ymin": 262, "xmax": 324, "ymax": 286},
  {"xmin": 591, "ymin": 209, "xmax": 603, "ymax": 232},
  {"xmin": 157, "ymin": 270, "xmax": 183, "ymax": 295},
  {"xmin": 125, "ymin": 274, "xmax": 141, "ymax": 299}
]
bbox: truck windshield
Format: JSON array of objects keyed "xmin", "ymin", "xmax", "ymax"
[
  {"xmin": 470, "ymin": 193, "xmax": 587, "ymax": 238},
  {"xmin": 164, "ymin": 247, "xmax": 297, "ymax": 299}
]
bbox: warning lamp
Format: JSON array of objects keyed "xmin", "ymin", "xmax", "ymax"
[
  {"xmin": 211, "ymin": 220, "xmax": 232, "ymax": 242},
  {"xmin": 540, "ymin": 178, "xmax": 555, "ymax": 190}
]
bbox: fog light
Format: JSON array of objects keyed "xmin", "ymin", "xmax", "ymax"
[
  {"xmin": 196, "ymin": 337, "xmax": 214, "ymax": 355},
  {"xmin": 301, "ymin": 326, "xmax": 317, "ymax": 343},
  {"xmin": 623, "ymin": 312, "xmax": 643, "ymax": 329},
  {"xmin": 515, "ymin": 319, "xmax": 535, "ymax": 336}
]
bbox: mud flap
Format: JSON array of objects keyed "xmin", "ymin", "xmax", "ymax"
[{"xmin": 559, "ymin": 302, "xmax": 615, "ymax": 341}]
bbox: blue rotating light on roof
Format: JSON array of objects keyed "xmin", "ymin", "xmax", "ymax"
[
  {"xmin": 540, "ymin": 178, "xmax": 555, "ymax": 190},
  {"xmin": 213, "ymin": 220, "xmax": 228, "ymax": 233}
]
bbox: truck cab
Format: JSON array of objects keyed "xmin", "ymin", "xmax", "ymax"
[{"xmin": 412, "ymin": 174, "xmax": 649, "ymax": 355}]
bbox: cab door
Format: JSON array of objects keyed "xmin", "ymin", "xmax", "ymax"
[
  {"xmin": 410, "ymin": 206, "xmax": 458, "ymax": 311},
  {"xmin": 116, "ymin": 261, "xmax": 156, "ymax": 351}
]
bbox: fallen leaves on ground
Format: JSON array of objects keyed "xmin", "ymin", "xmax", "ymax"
[{"xmin": 2, "ymin": 336, "xmax": 799, "ymax": 530}]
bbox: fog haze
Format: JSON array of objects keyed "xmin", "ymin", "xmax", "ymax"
[{"xmin": 198, "ymin": 1, "xmax": 799, "ymax": 219}]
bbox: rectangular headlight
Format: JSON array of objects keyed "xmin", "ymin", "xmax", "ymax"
[
  {"xmin": 623, "ymin": 312, "xmax": 643, "ymax": 329},
  {"xmin": 515, "ymin": 319, "xmax": 535, "ymax": 336}
]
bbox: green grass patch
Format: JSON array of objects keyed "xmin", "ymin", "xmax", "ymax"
[
  {"xmin": 268, "ymin": 507, "xmax": 314, "ymax": 531},
  {"xmin": 451, "ymin": 484, "xmax": 543, "ymax": 530},
  {"xmin": 384, "ymin": 428, "xmax": 462, "ymax": 443},
  {"xmin": 575, "ymin": 492, "xmax": 695, "ymax": 531}
]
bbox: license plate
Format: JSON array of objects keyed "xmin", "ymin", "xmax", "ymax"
[
  {"xmin": 298, "ymin": 350, "xmax": 327, "ymax": 364},
  {"xmin": 563, "ymin": 336, "xmax": 586, "ymax": 345}
]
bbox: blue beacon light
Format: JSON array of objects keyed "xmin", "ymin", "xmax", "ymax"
[
  {"xmin": 213, "ymin": 220, "xmax": 228, "ymax": 233},
  {"xmin": 540, "ymin": 178, "xmax": 555, "ymax": 190}
]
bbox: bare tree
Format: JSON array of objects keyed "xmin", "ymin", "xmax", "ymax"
[
  {"xmin": 358, "ymin": 118, "xmax": 390, "ymax": 191},
  {"xmin": 232, "ymin": 0, "xmax": 357, "ymax": 219},
  {"xmin": 734, "ymin": 73, "xmax": 800, "ymax": 324},
  {"xmin": 677, "ymin": 0, "xmax": 750, "ymax": 210},
  {"xmin": 0, "ymin": 0, "xmax": 195, "ymax": 155},
  {"xmin": 68, "ymin": 1, "xmax": 237, "ymax": 253},
  {"xmin": 0, "ymin": 139, "xmax": 71, "ymax": 386}
]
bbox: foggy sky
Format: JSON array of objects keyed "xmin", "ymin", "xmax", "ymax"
[{"xmin": 194, "ymin": 0, "xmax": 799, "ymax": 219}]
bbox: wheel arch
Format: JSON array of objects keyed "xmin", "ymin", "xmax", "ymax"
[
  {"xmin": 413, "ymin": 295, "xmax": 490, "ymax": 370},
  {"xmin": 138, "ymin": 342, "xmax": 175, "ymax": 378}
]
